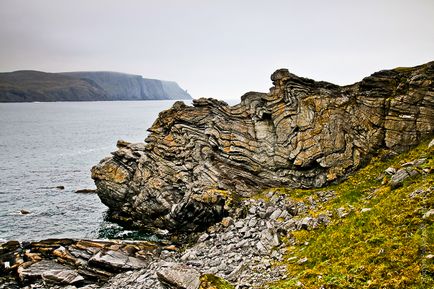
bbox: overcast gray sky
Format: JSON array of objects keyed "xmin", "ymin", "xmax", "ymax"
[{"xmin": 0, "ymin": 0, "xmax": 433, "ymax": 99}]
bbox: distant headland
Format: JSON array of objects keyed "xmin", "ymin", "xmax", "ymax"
[{"xmin": 0, "ymin": 70, "xmax": 192, "ymax": 102}]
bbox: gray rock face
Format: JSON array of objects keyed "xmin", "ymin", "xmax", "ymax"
[
  {"xmin": 0, "ymin": 70, "xmax": 191, "ymax": 102},
  {"xmin": 92, "ymin": 62, "xmax": 434, "ymax": 233}
]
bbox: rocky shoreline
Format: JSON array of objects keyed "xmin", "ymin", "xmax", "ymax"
[
  {"xmin": 1, "ymin": 187, "xmax": 339, "ymax": 289},
  {"xmin": 2, "ymin": 143, "xmax": 431, "ymax": 289}
]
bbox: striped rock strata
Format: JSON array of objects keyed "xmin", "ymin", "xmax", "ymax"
[{"xmin": 91, "ymin": 62, "xmax": 434, "ymax": 232}]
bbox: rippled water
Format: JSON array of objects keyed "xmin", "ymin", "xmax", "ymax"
[{"xmin": 0, "ymin": 100, "xmax": 181, "ymax": 241}]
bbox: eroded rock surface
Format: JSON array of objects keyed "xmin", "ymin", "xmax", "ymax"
[
  {"xmin": 0, "ymin": 239, "xmax": 161, "ymax": 288},
  {"xmin": 92, "ymin": 62, "xmax": 434, "ymax": 232}
]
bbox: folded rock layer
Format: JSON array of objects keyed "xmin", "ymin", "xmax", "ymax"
[{"xmin": 92, "ymin": 62, "xmax": 434, "ymax": 232}]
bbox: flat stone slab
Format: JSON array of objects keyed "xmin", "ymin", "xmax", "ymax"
[
  {"xmin": 42, "ymin": 269, "xmax": 84, "ymax": 284},
  {"xmin": 89, "ymin": 250, "xmax": 148, "ymax": 271},
  {"xmin": 18, "ymin": 259, "xmax": 83, "ymax": 285}
]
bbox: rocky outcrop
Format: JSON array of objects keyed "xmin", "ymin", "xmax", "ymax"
[
  {"xmin": 0, "ymin": 71, "xmax": 191, "ymax": 102},
  {"xmin": 0, "ymin": 239, "xmax": 162, "ymax": 288},
  {"xmin": 92, "ymin": 62, "xmax": 434, "ymax": 233}
]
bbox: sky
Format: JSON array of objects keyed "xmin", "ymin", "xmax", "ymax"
[{"xmin": 0, "ymin": 0, "xmax": 433, "ymax": 100}]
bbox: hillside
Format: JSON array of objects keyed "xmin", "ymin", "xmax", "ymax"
[
  {"xmin": 0, "ymin": 70, "xmax": 109, "ymax": 102},
  {"xmin": 269, "ymin": 139, "xmax": 434, "ymax": 288},
  {"xmin": 0, "ymin": 70, "xmax": 191, "ymax": 102}
]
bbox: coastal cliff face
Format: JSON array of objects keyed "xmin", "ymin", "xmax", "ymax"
[
  {"xmin": 0, "ymin": 71, "xmax": 191, "ymax": 102},
  {"xmin": 92, "ymin": 62, "xmax": 434, "ymax": 232},
  {"xmin": 62, "ymin": 71, "xmax": 192, "ymax": 100}
]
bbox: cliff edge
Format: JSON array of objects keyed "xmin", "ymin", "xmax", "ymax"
[
  {"xmin": 62, "ymin": 71, "xmax": 191, "ymax": 100},
  {"xmin": 92, "ymin": 62, "xmax": 434, "ymax": 232},
  {"xmin": 0, "ymin": 70, "xmax": 191, "ymax": 102}
]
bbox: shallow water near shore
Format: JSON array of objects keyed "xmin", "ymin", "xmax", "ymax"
[{"xmin": 0, "ymin": 100, "xmax": 184, "ymax": 241}]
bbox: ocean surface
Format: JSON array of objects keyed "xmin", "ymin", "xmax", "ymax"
[{"xmin": 0, "ymin": 100, "xmax": 186, "ymax": 241}]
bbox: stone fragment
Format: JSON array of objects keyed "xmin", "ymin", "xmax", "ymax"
[
  {"xmin": 409, "ymin": 188, "xmax": 432, "ymax": 199},
  {"xmin": 197, "ymin": 233, "xmax": 209, "ymax": 243},
  {"xmin": 390, "ymin": 169, "xmax": 410, "ymax": 187},
  {"xmin": 221, "ymin": 217, "xmax": 234, "ymax": 228},
  {"xmin": 41, "ymin": 269, "xmax": 84, "ymax": 285},
  {"xmin": 0, "ymin": 240, "xmax": 20, "ymax": 255},
  {"xmin": 269, "ymin": 208, "xmax": 282, "ymax": 220},
  {"xmin": 75, "ymin": 189, "xmax": 96, "ymax": 194},
  {"xmin": 255, "ymin": 241, "xmax": 267, "ymax": 255},
  {"xmin": 297, "ymin": 257, "xmax": 308, "ymax": 264},
  {"xmin": 156, "ymin": 263, "xmax": 200, "ymax": 289},
  {"xmin": 390, "ymin": 168, "xmax": 419, "ymax": 188},
  {"xmin": 413, "ymin": 158, "xmax": 427, "ymax": 166},
  {"xmin": 53, "ymin": 246, "xmax": 79, "ymax": 265},
  {"xmin": 423, "ymin": 209, "xmax": 434, "ymax": 219},
  {"xmin": 260, "ymin": 229, "xmax": 280, "ymax": 248},
  {"xmin": 385, "ymin": 167, "xmax": 396, "ymax": 175},
  {"xmin": 234, "ymin": 220, "xmax": 244, "ymax": 229},
  {"xmin": 18, "ymin": 260, "xmax": 66, "ymax": 281},
  {"xmin": 248, "ymin": 206, "xmax": 257, "ymax": 215},
  {"xmin": 298, "ymin": 217, "xmax": 313, "ymax": 229},
  {"xmin": 24, "ymin": 251, "xmax": 42, "ymax": 263},
  {"xmin": 248, "ymin": 218, "xmax": 258, "ymax": 228},
  {"xmin": 279, "ymin": 210, "xmax": 289, "ymax": 220},
  {"xmin": 336, "ymin": 208, "xmax": 348, "ymax": 219},
  {"xmin": 89, "ymin": 250, "xmax": 148, "ymax": 270}
]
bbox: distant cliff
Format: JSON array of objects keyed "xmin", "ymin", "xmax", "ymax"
[
  {"xmin": 62, "ymin": 71, "xmax": 191, "ymax": 100},
  {"xmin": 0, "ymin": 70, "xmax": 191, "ymax": 102}
]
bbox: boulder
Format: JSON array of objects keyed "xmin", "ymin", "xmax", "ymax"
[
  {"xmin": 18, "ymin": 259, "xmax": 67, "ymax": 281},
  {"xmin": 390, "ymin": 169, "xmax": 411, "ymax": 187},
  {"xmin": 156, "ymin": 263, "xmax": 201, "ymax": 289},
  {"xmin": 89, "ymin": 250, "xmax": 148, "ymax": 271},
  {"xmin": 41, "ymin": 269, "xmax": 84, "ymax": 285}
]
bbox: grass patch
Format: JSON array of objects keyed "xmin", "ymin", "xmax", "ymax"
[
  {"xmin": 200, "ymin": 274, "xmax": 235, "ymax": 289},
  {"xmin": 270, "ymin": 140, "xmax": 434, "ymax": 288}
]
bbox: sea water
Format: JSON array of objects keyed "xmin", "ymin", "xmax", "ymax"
[{"xmin": 0, "ymin": 100, "xmax": 182, "ymax": 241}]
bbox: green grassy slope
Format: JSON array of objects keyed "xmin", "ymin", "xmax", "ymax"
[{"xmin": 269, "ymin": 139, "xmax": 434, "ymax": 288}]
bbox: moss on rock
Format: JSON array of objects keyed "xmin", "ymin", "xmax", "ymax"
[{"xmin": 199, "ymin": 274, "xmax": 235, "ymax": 289}]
